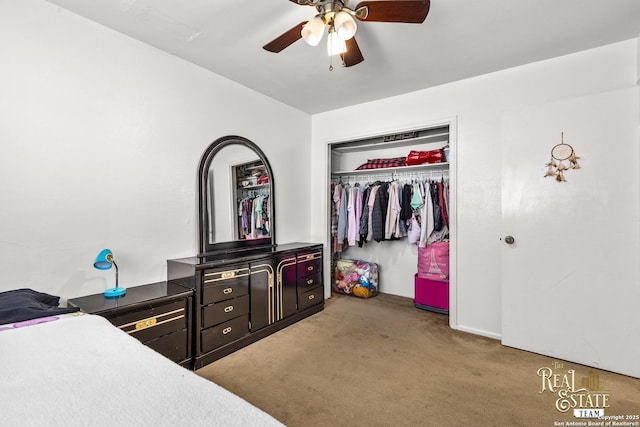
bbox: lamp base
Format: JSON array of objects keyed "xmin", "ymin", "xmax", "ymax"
[{"xmin": 104, "ymin": 287, "xmax": 126, "ymax": 298}]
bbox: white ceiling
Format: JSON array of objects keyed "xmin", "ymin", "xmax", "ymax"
[{"xmin": 45, "ymin": 0, "xmax": 640, "ymax": 114}]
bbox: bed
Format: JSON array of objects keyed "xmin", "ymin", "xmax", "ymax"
[{"xmin": 0, "ymin": 289, "xmax": 283, "ymax": 427}]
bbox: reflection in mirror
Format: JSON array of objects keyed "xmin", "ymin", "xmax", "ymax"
[
  {"xmin": 208, "ymin": 146, "xmax": 270, "ymax": 243},
  {"xmin": 198, "ymin": 136, "xmax": 275, "ymax": 255}
]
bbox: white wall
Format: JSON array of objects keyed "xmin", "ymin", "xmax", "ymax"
[
  {"xmin": 0, "ymin": 0, "xmax": 311, "ymax": 300},
  {"xmin": 311, "ymin": 39, "xmax": 639, "ymax": 339}
]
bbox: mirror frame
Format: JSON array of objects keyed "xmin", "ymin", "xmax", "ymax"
[{"xmin": 198, "ymin": 135, "xmax": 276, "ymax": 256}]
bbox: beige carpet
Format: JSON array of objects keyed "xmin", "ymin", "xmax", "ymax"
[{"xmin": 197, "ymin": 293, "xmax": 640, "ymax": 427}]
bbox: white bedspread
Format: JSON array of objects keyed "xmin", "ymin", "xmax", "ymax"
[{"xmin": 0, "ymin": 314, "xmax": 284, "ymax": 427}]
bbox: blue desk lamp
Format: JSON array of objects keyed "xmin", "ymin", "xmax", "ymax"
[{"xmin": 94, "ymin": 249, "xmax": 126, "ymax": 298}]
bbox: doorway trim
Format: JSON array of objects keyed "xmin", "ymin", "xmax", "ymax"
[{"xmin": 324, "ymin": 116, "xmax": 458, "ymax": 330}]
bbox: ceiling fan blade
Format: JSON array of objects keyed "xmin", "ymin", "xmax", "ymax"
[
  {"xmin": 340, "ymin": 37, "xmax": 364, "ymax": 67},
  {"xmin": 263, "ymin": 22, "xmax": 307, "ymax": 53},
  {"xmin": 355, "ymin": 0, "xmax": 430, "ymax": 23}
]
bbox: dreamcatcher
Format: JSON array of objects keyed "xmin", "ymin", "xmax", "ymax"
[{"xmin": 544, "ymin": 132, "xmax": 580, "ymax": 182}]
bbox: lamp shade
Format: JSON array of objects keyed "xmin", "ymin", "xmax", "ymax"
[
  {"xmin": 301, "ymin": 15, "xmax": 325, "ymax": 46},
  {"xmin": 93, "ymin": 249, "xmax": 114, "ymax": 270},
  {"xmin": 334, "ymin": 11, "xmax": 357, "ymax": 40},
  {"xmin": 327, "ymin": 28, "xmax": 347, "ymax": 56},
  {"xmin": 93, "ymin": 248, "xmax": 125, "ymax": 298}
]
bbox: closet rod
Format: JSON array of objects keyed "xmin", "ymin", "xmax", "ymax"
[
  {"xmin": 331, "ymin": 170, "xmax": 449, "ymax": 184},
  {"xmin": 331, "ymin": 162, "xmax": 449, "ymax": 177}
]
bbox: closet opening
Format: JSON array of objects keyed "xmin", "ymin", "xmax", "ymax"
[{"xmin": 326, "ymin": 121, "xmax": 457, "ymax": 329}]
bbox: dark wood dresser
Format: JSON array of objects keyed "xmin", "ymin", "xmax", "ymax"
[
  {"xmin": 67, "ymin": 281, "xmax": 193, "ymax": 368},
  {"xmin": 168, "ymin": 242, "xmax": 324, "ymax": 369}
]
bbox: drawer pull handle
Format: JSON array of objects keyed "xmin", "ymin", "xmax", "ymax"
[
  {"xmin": 308, "ymin": 294, "xmax": 315, "ymax": 300},
  {"xmin": 222, "ymin": 327, "xmax": 232, "ymax": 335},
  {"xmin": 221, "ymin": 271, "xmax": 236, "ymax": 279},
  {"xmin": 223, "ymin": 288, "xmax": 233, "ymax": 295},
  {"xmin": 119, "ymin": 309, "xmax": 184, "ymax": 334},
  {"xmin": 224, "ymin": 305, "xmax": 234, "ymax": 313},
  {"xmin": 307, "ymin": 279, "xmax": 313, "ymax": 285},
  {"xmin": 307, "ymin": 266, "xmax": 314, "ymax": 271},
  {"xmin": 135, "ymin": 318, "xmax": 157, "ymax": 330}
]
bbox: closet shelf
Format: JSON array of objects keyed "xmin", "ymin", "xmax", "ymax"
[
  {"xmin": 332, "ymin": 162, "xmax": 449, "ymax": 177},
  {"xmin": 238, "ymin": 183, "xmax": 269, "ymax": 190},
  {"xmin": 331, "ymin": 128, "xmax": 449, "ymax": 154}
]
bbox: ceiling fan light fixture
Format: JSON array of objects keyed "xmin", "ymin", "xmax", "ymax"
[
  {"xmin": 301, "ymin": 15, "xmax": 325, "ymax": 46},
  {"xmin": 333, "ymin": 10, "xmax": 356, "ymax": 40},
  {"xmin": 264, "ymin": 0, "xmax": 432, "ymax": 68},
  {"xmin": 327, "ymin": 26, "xmax": 346, "ymax": 56}
]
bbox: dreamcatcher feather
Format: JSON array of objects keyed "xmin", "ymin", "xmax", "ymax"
[{"xmin": 545, "ymin": 132, "xmax": 580, "ymax": 182}]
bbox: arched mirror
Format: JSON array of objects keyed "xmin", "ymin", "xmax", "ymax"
[{"xmin": 198, "ymin": 136, "xmax": 275, "ymax": 255}]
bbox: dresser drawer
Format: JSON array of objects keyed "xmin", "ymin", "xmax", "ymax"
[
  {"xmin": 202, "ymin": 294, "xmax": 250, "ymax": 329},
  {"xmin": 201, "ymin": 314, "xmax": 249, "ymax": 353},
  {"xmin": 297, "ymin": 253, "xmax": 322, "ymax": 277},
  {"xmin": 297, "ymin": 271, "xmax": 322, "ymax": 294},
  {"xmin": 107, "ymin": 299, "xmax": 187, "ymax": 343},
  {"xmin": 298, "ymin": 286, "xmax": 323, "ymax": 311},
  {"xmin": 202, "ymin": 265, "xmax": 249, "ymax": 305},
  {"xmin": 145, "ymin": 328, "xmax": 188, "ymax": 364}
]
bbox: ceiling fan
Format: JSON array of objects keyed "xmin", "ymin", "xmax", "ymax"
[{"xmin": 263, "ymin": 0, "xmax": 431, "ymax": 69}]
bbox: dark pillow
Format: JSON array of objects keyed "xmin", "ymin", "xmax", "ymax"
[{"xmin": 0, "ymin": 288, "xmax": 80, "ymax": 325}]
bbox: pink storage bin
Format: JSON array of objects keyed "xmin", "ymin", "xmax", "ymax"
[
  {"xmin": 417, "ymin": 242, "xmax": 449, "ymax": 281},
  {"xmin": 414, "ymin": 274, "xmax": 449, "ymax": 314}
]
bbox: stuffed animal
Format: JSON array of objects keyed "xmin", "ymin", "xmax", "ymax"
[
  {"xmin": 336, "ymin": 280, "xmax": 350, "ymax": 293},
  {"xmin": 352, "ymin": 285, "xmax": 369, "ymax": 298},
  {"xmin": 359, "ymin": 275, "xmax": 370, "ymax": 289},
  {"xmin": 344, "ymin": 272, "xmax": 360, "ymax": 284}
]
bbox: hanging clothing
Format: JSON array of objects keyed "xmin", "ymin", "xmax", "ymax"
[
  {"xmin": 332, "ymin": 183, "xmax": 344, "ymax": 252},
  {"xmin": 427, "ymin": 224, "xmax": 449, "ymax": 245},
  {"xmin": 419, "ymin": 184, "xmax": 434, "ymax": 248},
  {"xmin": 261, "ymin": 196, "xmax": 270, "ymax": 235},
  {"xmin": 348, "ymin": 186, "xmax": 363, "ymax": 246},
  {"xmin": 437, "ymin": 181, "xmax": 449, "ymax": 229},
  {"xmin": 367, "ymin": 185, "xmax": 380, "ymax": 242},
  {"xmin": 254, "ymin": 195, "xmax": 263, "ymax": 230},
  {"xmin": 331, "ymin": 183, "xmax": 338, "ymax": 239},
  {"xmin": 358, "ymin": 186, "xmax": 371, "ymax": 247},
  {"xmin": 397, "ymin": 184, "xmax": 407, "ymax": 237},
  {"xmin": 400, "ymin": 183, "xmax": 413, "ymax": 222},
  {"xmin": 372, "ymin": 182, "xmax": 389, "ymax": 242},
  {"xmin": 330, "ymin": 173, "xmax": 449, "ymax": 248},
  {"xmin": 410, "ymin": 182, "xmax": 423, "ymax": 210},
  {"xmin": 430, "ymin": 182, "xmax": 443, "ymax": 232},
  {"xmin": 337, "ymin": 184, "xmax": 350, "ymax": 247},
  {"xmin": 407, "ymin": 215, "xmax": 421, "ymax": 244},
  {"xmin": 236, "ymin": 193, "xmax": 270, "ymax": 240},
  {"xmin": 385, "ymin": 182, "xmax": 402, "ymax": 240},
  {"xmin": 444, "ymin": 182, "xmax": 450, "ymax": 225},
  {"xmin": 424, "ymin": 180, "xmax": 450, "ymax": 245},
  {"xmin": 239, "ymin": 198, "xmax": 249, "ymax": 238}
]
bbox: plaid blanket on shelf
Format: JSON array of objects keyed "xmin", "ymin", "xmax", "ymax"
[{"xmin": 356, "ymin": 157, "xmax": 407, "ymax": 170}]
